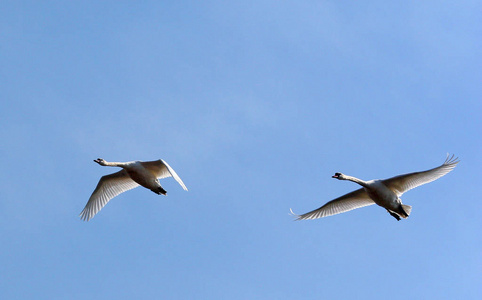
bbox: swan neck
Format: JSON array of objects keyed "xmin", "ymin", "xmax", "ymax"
[
  {"xmin": 344, "ymin": 175, "xmax": 368, "ymax": 187},
  {"xmin": 103, "ymin": 161, "xmax": 127, "ymax": 167}
]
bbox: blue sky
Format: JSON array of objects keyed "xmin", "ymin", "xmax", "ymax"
[{"xmin": 1, "ymin": 1, "xmax": 481, "ymax": 299}]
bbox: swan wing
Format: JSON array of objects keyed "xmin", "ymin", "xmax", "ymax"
[
  {"xmin": 80, "ymin": 170, "xmax": 139, "ymax": 221},
  {"xmin": 382, "ymin": 154, "xmax": 459, "ymax": 197},
  {"xmin": 290, "ymin": 188, "xmax": 374, "ymax": 220},
  {"xmin": 140, "ymin": 159, "xmax": 188, "ymax": 191}
]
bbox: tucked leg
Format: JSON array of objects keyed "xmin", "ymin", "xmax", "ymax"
[
  {"xmin": 151, "ymin": 186, "xmax": 167, "ymax": 195},
  {"xmin": 387, "ymin": 210, "xmax": 401, "ymax": 221}
]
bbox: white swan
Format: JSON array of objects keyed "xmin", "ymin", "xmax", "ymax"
[
  {"xmin": 291, "ymin": 154, "xmax": 459, "ymax": 221},
  {"xmin": 80, "ymin": 158, "xmax": 188, "ymax": 221}
]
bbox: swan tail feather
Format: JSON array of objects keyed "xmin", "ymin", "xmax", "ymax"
[{"xmin": 401, "ymin": 204, "xmax": 412, "ymax": 218}]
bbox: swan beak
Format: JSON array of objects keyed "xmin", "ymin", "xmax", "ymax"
[{"xmin": 332, "ymin": 175, "xmax": 339, "ymax": 178}]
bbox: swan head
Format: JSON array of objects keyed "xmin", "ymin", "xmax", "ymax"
[
  {"xmin": 94, "ymin": 158, "xmax": 107, "ymax": 166},
  {"xmin": 332, "ymin": 172, "xmax": 346, "ymax": 180}
]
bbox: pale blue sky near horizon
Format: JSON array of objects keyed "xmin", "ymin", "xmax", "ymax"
[{"xmin": 1, "ymin": 1, "xmax": 481, "ymax": 299}]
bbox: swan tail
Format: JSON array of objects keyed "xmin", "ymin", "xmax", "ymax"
[{"xmin": 401, "ymin": 204, "xmax": 412, "ymax": 218}]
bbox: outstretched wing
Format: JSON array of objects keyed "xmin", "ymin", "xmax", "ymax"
[
  {"xmin": 382, "ymin": 154, "xmax": 459, "ymax": 197},
  {"xmin": 140, "ymin": 159, "xmax": 188, "ymax": 191},
  {"xmin": 80, "ymin": 170, "xmax": 139, "ymax": 221},
  {"xmin": 291, "ymin": 188, "xmax": 374, "ymax": 220}
]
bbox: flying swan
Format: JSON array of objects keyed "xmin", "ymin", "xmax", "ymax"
[
  {"xmin": 80, "ymin": 158, "xmax": 188, "ymax": 221},
  {"xmin": 290, "ymin": 154, "xmax": 459, "ymax": 221}
]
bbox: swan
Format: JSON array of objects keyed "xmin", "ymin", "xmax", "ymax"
[
  {"xmin": 290, "ymin": 154, "xmax": 459, "ymax": 221},
  {"xmin": 80, "ymin": 158, "xmax": 188, "ymax": 221}
]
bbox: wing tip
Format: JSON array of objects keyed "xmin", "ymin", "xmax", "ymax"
[
  {"xmin": 444, "ymin": 153, "xmax": 460, "ymax": 166},
  {"xmin": 79, "ymin": 211, "xmax": 90, "ymax": 222},
  {"xmin": 289, "ymin": 208, "xmax": 303, "ymax": 221}
]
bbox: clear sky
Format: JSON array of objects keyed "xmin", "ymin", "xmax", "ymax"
[{"xmin": 1, "ymin": 1, "xmax": 481, "ymax": 299}]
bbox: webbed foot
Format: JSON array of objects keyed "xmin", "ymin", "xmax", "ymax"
[
  {"xmin": 387, "ymin": 210, "xmax": 401, "ymax": 221},
  {"xmin": 152, "ymin": 186, "xmax": 167, "ymax": 195}
]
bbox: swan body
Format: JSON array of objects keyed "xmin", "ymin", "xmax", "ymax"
[
  {"xmin": 291, "ymin": 154, "xmax": 459, "ymax": 221},
  {"xmin": 80, "ymin": 158, "xmax": 188, "ymax": 221}
]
